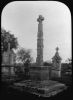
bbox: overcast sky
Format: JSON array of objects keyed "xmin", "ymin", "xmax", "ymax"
[{"xmin": 1, "ymin": 1, "xmax": 71, "ymax": 62}]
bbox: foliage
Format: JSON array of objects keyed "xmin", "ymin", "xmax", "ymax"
[
  {"xmin": 16, "ymin": 48, "xmax": 33, "ymax": 64},
  {"xmin": 65, "ymin": 58, "xmax": 72, "ymax": 64},
  {"xmin": 1, "ymin": 28, "xmax": 18, "ymax": 52}
]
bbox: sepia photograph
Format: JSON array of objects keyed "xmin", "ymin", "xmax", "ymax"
[{"xmin": 1, "ymin": 1, "xmax": 72, "ymax": 100}]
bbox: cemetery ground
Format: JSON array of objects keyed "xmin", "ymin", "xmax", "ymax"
[
  {"xmin": 1, "ymin": 80, "xmax": 72, "ymax": 100},
  {"xmin": 1, "ymin": 68, "xmax": 72, "ymax": 100}
]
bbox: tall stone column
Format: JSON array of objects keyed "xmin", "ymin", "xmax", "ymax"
[
  {"xmin": 36, "ymin": 15, "xmax": 44, "ymax": 67},
  {"xmin": 30, "ymin": 15, "xmax": 49, "ymax": 81}
]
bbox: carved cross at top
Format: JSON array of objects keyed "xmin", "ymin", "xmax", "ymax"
[
  {"xmin": 37, "ymin": 15, "xmax": 44, "ymax": 22},
  {"xmin": 56, "ymin": 47, "xmax": 59, "ymax": 52}
]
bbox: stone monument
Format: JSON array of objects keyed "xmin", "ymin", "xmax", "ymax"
[
  {"xmin": 2, "ymin": 41, "xmax": 16, "ymax": 75},
  {"xmin": 36, "ymin": 15, "xmax": 44, "ymax": 67},
  {"xmin": 51, "ymin": 47, "xmax": 62, "ymax": 78},
  {"xmin": 30, "ymin": 15, "xmax": 49, "ymax": 81},
  {"xmin": 14, "ymin": 16, "xmax": 66, "ymax": 97},
  {"xmin": 2, "ymin": 43, "xmax": 16, "ymax": 66}
]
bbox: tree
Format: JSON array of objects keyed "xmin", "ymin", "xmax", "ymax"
[
  {"xmin": 65, "ymin": 58, "xmax": 72, "ymax": 64},
  {"xmin": 16, "ymin": 48, "xmax": 33, "ymax": 79},
  {"xmin": 1, "ymin": 28, "xmax": 18, "ymax": 53},
  {"xmin": 16, "ymin": 48, "xmax": 33, "ymax": 64}
]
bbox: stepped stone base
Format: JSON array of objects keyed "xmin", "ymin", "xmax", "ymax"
[
  {"xmin": 13, "ymin": 80, "xmax": 66, "ymax": 97},
  {"xmin": 29, "ymin": 66, "xmax": 49, "ymax": 81}
]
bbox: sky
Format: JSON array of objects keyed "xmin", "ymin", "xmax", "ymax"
[{"xmin": 1, "ymin": 1, "xmax": 71, "ymax": 62}]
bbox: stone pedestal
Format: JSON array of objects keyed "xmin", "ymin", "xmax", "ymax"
[{"xmin": 29, "ymin": 66, "xmax": 49, "ymax": 81}]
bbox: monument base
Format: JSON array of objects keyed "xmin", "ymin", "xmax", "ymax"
[
  {"xmin": 13, "ymin": 80, "xmax": 66, "ymax": 98},
  {"xmin": 29, "ymin": 66, "xmax": 49, "ymax": 81}
]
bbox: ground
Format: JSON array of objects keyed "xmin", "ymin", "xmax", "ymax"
[{"xmin": 1, "ymin": 82, "xmax": 72, "ymax": 100}]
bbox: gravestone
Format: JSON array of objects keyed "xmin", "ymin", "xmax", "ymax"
[
  {"xmin": 51, "ymin": 47, "xmax": 62, "ymax": 78},
  {"xmin": 2, "ymin": 43, "xmax": 16, "ymax": 75}
]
